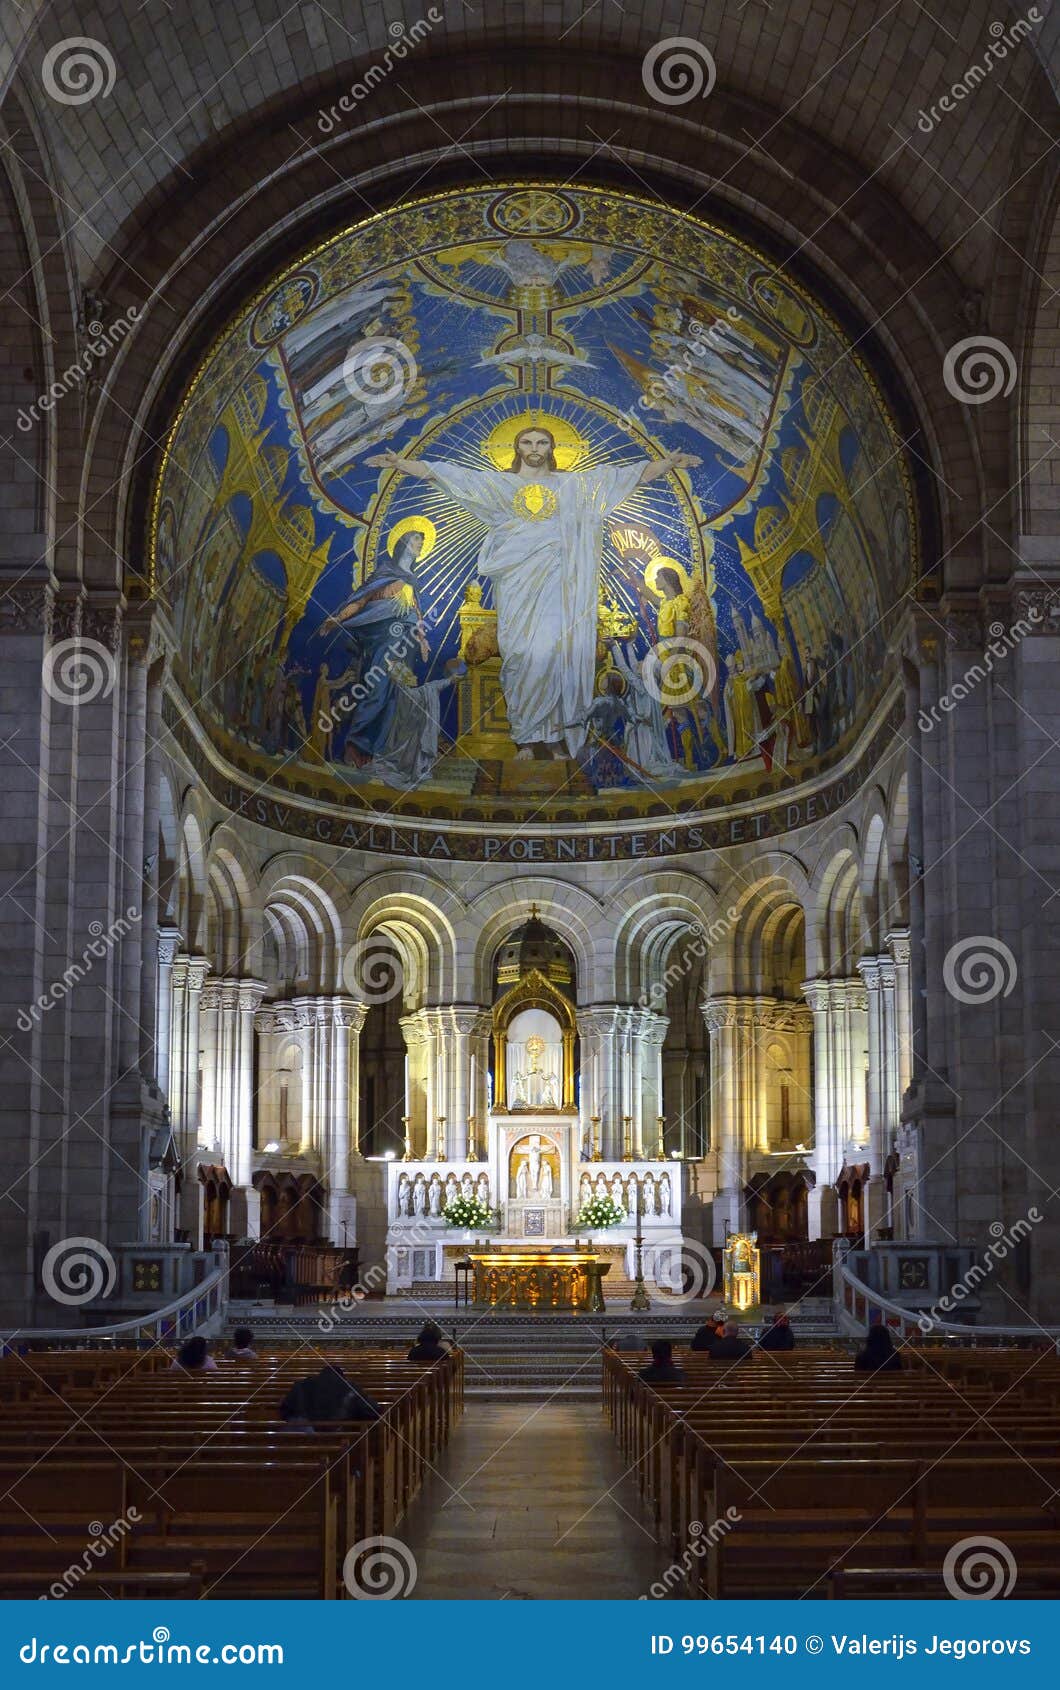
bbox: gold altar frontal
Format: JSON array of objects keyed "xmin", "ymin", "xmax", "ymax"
[{"xmin": 469, "ymin": 1250, "xmax": 609, "ymax": 1312}]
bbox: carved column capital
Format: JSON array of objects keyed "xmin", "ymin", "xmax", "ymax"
[
  {"xmin": 0, "ymin": 580, "xmax": 54, "ymax": 637},
  {"xmin": 157, "ymin": 927, "xmax": 182, "ymax": 968}
]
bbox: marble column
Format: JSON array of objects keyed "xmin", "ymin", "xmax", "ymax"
[
  {"xmin": 578, "ymin": 1005, "xmax": 629, "ymax": 1160},
  {"xmin": 155, "ymin": 927, "xmax": 182, "ymax": 1108},
  {"xmin": 701, "ymin": 997, "xmax": 752, "ymax": 1243},
  {"xmin": 802, "ymin": 979, "xmax": 839, "ymax": 1239}
]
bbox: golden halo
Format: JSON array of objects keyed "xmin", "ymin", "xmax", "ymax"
[
  {"xmin": 645, "ymin": 555, "xmax": 693, "ymax": 597},
  {"xmin": 481, "ymin": 412, "xmax": 587, "ymax": 471},
  {"xmin": 387, "ymin": 515, "xmax": 437, "ymax": 560},
  {"xmin": 513, "ymin": 483, "xmax": 557, "ymax": 522}
]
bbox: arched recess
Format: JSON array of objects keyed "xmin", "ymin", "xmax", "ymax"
[
  {"xmin": 177, "ymin": 805, "xmax": 209, "ymax": 956},
  {"xmin": 858, "ymin": 790, "xmax": 890, "ymax": 955},
  {"xmin": 811, "ymin": 833, "xmax": 866, "ymax": 979},
  {"xmin": 157, "ymin": 765, "xmax": 181, "ymax": 928},
  {"xmin": 258, "ymin": 856, "xmax": 349, "ymax": 995},
  {"xmin": 346, "ymin": 871, "xmax": 459, "ymax": 1010},
  {"xmin": 885, "ymin": 772, "xmax": 911, "ymax": 932},
  {"xmin": 466, "ymin": 878, "xmax": 603, "ymax": 1006},
  {"xmin": 716, "ymin": 857, "xmax": 811, "ymax": 998},
  {"xmin": 204, "ymin": 840, "xmax": 262, "ymax": 978}
]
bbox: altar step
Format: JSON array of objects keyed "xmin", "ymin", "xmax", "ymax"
[{"xmin": 224, "ymin": 1298, "xmax": 841, "ymax": 1400}]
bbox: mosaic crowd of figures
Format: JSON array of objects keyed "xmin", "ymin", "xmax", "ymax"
[
  {"xmin": 394, "ymin": 1168, "xmax": 492, "ymax": 1220},
  {"xmin": 577, "ymin": 1169, "xmax": 673, "ymax": 1218}
]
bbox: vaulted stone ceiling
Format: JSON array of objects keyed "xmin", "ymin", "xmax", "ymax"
[{"xmin": 7, "ymin": 0, "xmax": 1057, "ymax": 294}]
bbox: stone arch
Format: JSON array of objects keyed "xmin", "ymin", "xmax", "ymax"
[
  {"xmin": 717, "ymin": 857, "xmax": 811, "ymax": 997},
  {"xmin": 258, "ymin": 859, "xmax": 346, "ymax": 994},
  {"xmin": 177, "ymin": 804, "xmax": 209, "ymax": 955},
  {"xmin": 345, "ymin": 869, "xmax": 460, "ymax": 1010},
  {"xmin": 610, "ymin": 870, "xmax": 721, "ymax": 1004},
  {"xmin": 885, "ymin": 772, "xmax": 911, "ymax": 931},
  {"xmin": 465, "ymin": 877, "xmax": 603, "ymax": 1005},
  {"xmin": 811, "ymin": 832, "xmax": 865, "ymax": 979},
  {"xmin": 204, "ymin": 832, "xmax": 262, "ymax": 977}
]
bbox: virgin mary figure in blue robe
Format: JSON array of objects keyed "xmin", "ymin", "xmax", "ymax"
[{"xmin": 327, "ymin": 530, "xmax": 428, "ymax": 758}]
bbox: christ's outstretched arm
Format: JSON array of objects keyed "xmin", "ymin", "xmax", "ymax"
[
  {"xmin": 635, "ymin": 449, "xmax": 702, "ymax": 487},
  {"xmin": 366, "ymin": 451, "xmax": 439, "ymax": 480}
]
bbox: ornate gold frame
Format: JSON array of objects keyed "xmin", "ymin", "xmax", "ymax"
[{"xmin": 492, "ymin": 968, "xmax": 576, "ymax": 1112}]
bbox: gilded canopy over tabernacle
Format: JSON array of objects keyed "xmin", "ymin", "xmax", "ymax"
[{"xmin": 152, "ymin": 183, "xmax": 917, "ymax": 833}]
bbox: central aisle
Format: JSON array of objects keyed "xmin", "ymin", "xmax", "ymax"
[{"xmin": 399, "ymin": 1402, "xmax": 671, "ymax": 1600}]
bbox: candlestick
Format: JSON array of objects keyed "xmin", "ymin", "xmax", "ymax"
[
  {"xmin": 655, "ymin": 1114, "xmax": 666, "ymax": 1160},
  {"xmin": 622, "ymin": 1114, "xmax": 633, "ymax": 1162},
  {"xmin": 466, "ymin": 1115, "xmax": 477, "ymax": 1162},
  {"xmin": 436, "ymin": 1114, "xmax": 447, "ymax": 1162},
  {"xmin": 590, "ymin": 1115, "xmax": 602, "ymax": 1161}
]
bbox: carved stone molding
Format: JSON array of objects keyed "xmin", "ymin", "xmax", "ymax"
[
  {"xmin": 82, "ymin": 602, "xmax": 124, "ymax": 653},
  {"xmin": 0, "ymin": 581, "xmax": 53, "ymax": 637},
  {"xmin": 1012, "ymin": 587, "xmax": 1060, "ymax": 632},
  {"xmin": 51, "ymin": 594, "xmax": 84, "ymax": 642}
]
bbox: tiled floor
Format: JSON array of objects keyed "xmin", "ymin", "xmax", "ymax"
[{"xmin": 400, "ymin": 1402, "xmax": 672, "ymax": 1599}]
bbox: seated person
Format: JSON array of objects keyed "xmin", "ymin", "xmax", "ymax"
[
  {"xmin": 407, "ymin": 1320, "xmax": 450, "ymax": 1362},
  {"xmin": 757, "ymin": 1310, "xmax": 795, "ymax": 1352},
  {"xmin": 854, "ymin": 1322, "xmax": 903, "ymax": 1373},
  {"xmin": 638, "ymin": 1339, "xmax": 686, "ymax": 1384},
  {"xmin": 279, "ymin": 1364, "xmax": 382, "ymax": 1425},
  {"xmin": 689, "ymin": 1320, "xmax": 719, "ymax": 1351},
  {"xmin": 169, "ymin": 1336, "xmax": 217, "ymax": 1373},
  {"xmin": 228, "ymin": 1326, "xmax": 258, "ymax": 1361},
  {"xmin": 708, "ymin": 1319, "xmax": 753, "ymax": 1361},
  {"xmin": 607, "ymin": 1330, "xmax": 644, "ymax": 1353}
]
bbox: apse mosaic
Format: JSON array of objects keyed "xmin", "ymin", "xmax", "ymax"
[{"xmin": 153, "ymin": 184, "xmax": 917, "ymax": 827}]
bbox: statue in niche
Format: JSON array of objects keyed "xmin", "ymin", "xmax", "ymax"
[
  {"xmin": 444, "ymin": 1172, "xmax": 459, "ymax": 1208},
  {"xmin": 461, "ymin": 1171, "xmax": 474, "ymax": 1201},
  {"xmin": 429, "ymin": 1177, "xmax": 442, "ymax": 1216},
  {"xmin": 396, "ymin": 1174, "xmax": 410, "ymax": 1218},
  {"xmin": 510, "ymin": 1134, "xmax": 559, "ymax": 1200},
  {"xmin": 595, "ymin": 1173, "xmax": 607, "ymax": 1199},
  {"xmin": 643, "ymin": 1172, "xmax": 656, "ymax": 1216},
  {"xmin": 476, "ymin": 1173, "xmax": 490, "ymax": 1211},
  {"xmin": 509, "ymin": 1033, "xmax": 560, "ymax": 1111},
  {"xmin": 611, "ymin": 1172, "xmax": 625, "ymax": 1209},
  {"xmin": 579, "ymin": 1173, "xmax": 592, "ymax": 1210},
  {"xmin": 412, "ymin": 1178, "xmax": 427, "ymax": 1216},
  {"xmin": 659, "ymin": 1172, "xmax": 672, "ymax": 1216}
]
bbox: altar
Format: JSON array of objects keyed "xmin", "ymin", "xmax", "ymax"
[{"xmin": 468, "ymin": 1248, "xmax": 609, "ymax": 1312}]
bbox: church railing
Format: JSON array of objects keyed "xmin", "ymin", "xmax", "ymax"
[
  {"xmin": 832, "ymin": 1239, "xmax": 1060, "ymax": 1347},
  {"xmin": 1, "ymin": 1247, "xmax": 229, "ymax": 1350}
]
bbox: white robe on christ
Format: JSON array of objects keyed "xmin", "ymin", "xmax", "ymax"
[{"xmin": 426, "ymin": 459, "xmax": 646, "ymax": 755}]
